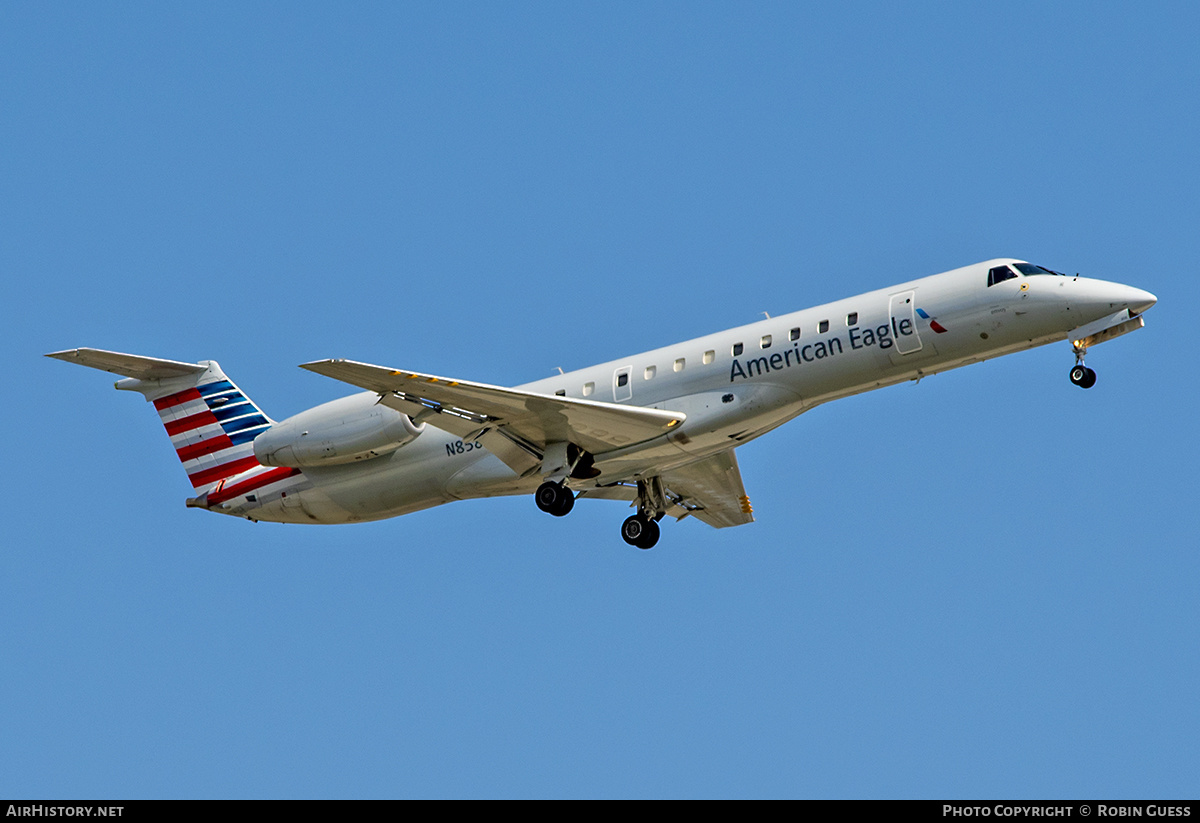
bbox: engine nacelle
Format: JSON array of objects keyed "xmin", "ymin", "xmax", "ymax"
[{"xmin": 253, "ymin": 392, "xmax": 425, "ymax": 468}]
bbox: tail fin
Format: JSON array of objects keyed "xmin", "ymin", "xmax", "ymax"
[{"xmin": 46, "ymin": 348, "xmax": 274, "ymax": 491}]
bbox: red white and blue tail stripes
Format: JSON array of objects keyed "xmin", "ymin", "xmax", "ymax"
[{"xmin": 153, "ymin": 378, "xmax": 273, "ymax": 489}]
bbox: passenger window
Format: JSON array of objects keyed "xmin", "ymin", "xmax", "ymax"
[
  {"xmin": 789, "ymin": 327, "xmax": 801, "ymax": 341},
  {"xmin": 819, "ymin": 319, "xmax": 829, "ymax": 333},
  {"xmin": 846, "ymin": 312, "xmax": 858, "ymax": 326},
  {"xmin": 583, "ymin": 382, "xmax": 594, "ymax": 397},
  {"xmin": 703, "ymin": 350, "xmax": 715, "ymax": 364},
  {"xmin": 732, "ymin": 342, "xmax": 744, "ymax": 356},
  {"xmin": 644, "ymin": 365, "xmax": 656, "ymax": 380},
  {"xmin": 988, "ymin": 265, "xmax": 1017, "ymax": 287},
  {"xmin": 616, "ymin": 373, "xmax": 629, "ymax": 388},
  {"xmin": 555, "ymin": 389, "xmax": 566, "ymax": 397},
  {"xmin": 674, "ymin": 358, "xmax": 685, "ymax": 372},
  {"xmin": 761, "ymin": 334, "xmax": 772, "ymax": 349}
]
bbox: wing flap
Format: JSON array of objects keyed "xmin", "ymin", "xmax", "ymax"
[
  {"xmin": 660, "ymin": 450, "xmax": 755, "ymax": 529},
  {"xmin": 577, "ymin": 451, "xmax": 756, "ymax": 529},
  {"xmin": 474, "ymin": 427, "xmax": 543, "ymax": 477}
]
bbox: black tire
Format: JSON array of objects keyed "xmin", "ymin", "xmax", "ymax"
[
  {"xmin": 556, "ymin": 488, "xmax": 575, "ymax": 516},
  {"xmin": 636, "ymin": 518, "xmax": 660, "ymax": 550},
  {"xmin": 535, "ymin": 482, "xmax": 573, "ymax": 516},
  {"xmin": 621, "ymin": 514, "xmax": 648, "ymax": 546},
  {"xmin": 535, "ymin": 482, "xmax": 559, "ymax": 513},
  {"xmin": 621, "ymin": 515, "xmax": 660, "ymax": 549},
  {"xmin": 1070, "ymin": 365, "xmax": 1088, "ymax": 386},
  {"xmin": 1081, "ymin": 367, "xmax": 1097, "ymax": 389}
]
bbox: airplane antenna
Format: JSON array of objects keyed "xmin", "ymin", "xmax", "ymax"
[
  {"xmin": 762, "ymin": 311, "xmax": 771, "ymax": 320},
  {"xmin": 555, "ymin": 367, "xmax": 564, "ymax": 375}
]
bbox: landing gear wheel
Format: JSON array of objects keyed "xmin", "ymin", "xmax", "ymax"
[
  {"xmin": 556, "ymin": 490, "xmax": 575, "ymax": 516},
  {"xmin": 638, "ymin": 518, "xmax": 660, "ymax": 549},
  {"xmin": 535, "ymin": 482, "xmax": 575, "ymax": 517},
  {"xmin": 1069, "ymin": 365, "xmax": 1097, "ymax": 389},
  {"xmin": 621, "ymin": 514, "xmax": 660, "ymax": 549}
]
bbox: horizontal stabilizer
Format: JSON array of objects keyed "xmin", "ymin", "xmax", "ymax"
[{"xmin": 46, "ymin": 348, "xmax": 207, "ymax": 380}]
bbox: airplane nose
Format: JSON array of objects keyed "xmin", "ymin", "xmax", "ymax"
[
  {"xmin": 1126, "ymin": 286, "xmax": 1157, "ymax": 314},
  {"xmin": 1075, "ymin": 279, "xmax": 1158, "ymax": 315}
]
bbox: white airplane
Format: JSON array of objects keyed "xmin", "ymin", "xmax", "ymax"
[{"xmin": 48, "ymin": 258, "xmax": 1156, "ymax": 548}]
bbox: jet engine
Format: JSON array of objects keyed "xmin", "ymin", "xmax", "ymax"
[{"xmin": 253, "ymin": 392, "xmax": 424, "ymax": 468}]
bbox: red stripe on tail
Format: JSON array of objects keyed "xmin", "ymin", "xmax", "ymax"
[
  {"xmin": 176, "ymin": 434, "xmax": 235, "ymax": 462},
  {"xmin": 188, "ymin": 456, "xmax": 262, "ymax": 489},
  {"xmin": 164, "ymin": 410, "xmax": 220, "ymax": 436},
  {"xmin": 154, "ymin": 388, "xmax": 203, "ymax": 412},
  {"xmin": 207, "ymin": 467, "xmax": 302, "ymax": 505}
]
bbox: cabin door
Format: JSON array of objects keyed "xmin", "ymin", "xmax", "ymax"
[
  {"xmin": 888, "ymin": 290, "xmax": 924, "ymax": 355},
  {"xmin": 613, "ymin": 365, "xmax": 633, "ymax": 402}
]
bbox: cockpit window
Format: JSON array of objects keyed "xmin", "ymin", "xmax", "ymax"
[
  {"xmin": 1014, "ymin": 262, "xmax": 1059, "ymax": 276},
  {"xmin": 987, "ymin": 265, "xmax": 1017, "ymax": 287}
]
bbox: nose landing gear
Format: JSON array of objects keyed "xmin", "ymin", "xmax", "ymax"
[
  {"xmin": 1070, "ymin": 364, "xmax": 1097, "ymax": 388},
  {"xmin": 1070, "ymin": 343, "xmax": 1097, "ymax": 389}
]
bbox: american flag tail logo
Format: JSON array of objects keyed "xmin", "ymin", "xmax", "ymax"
[
  {"xmin": 45, "ymin": 349, "xmax": 302, "ymax": 507},
  {"xmin": 151, "ymin": 369, "xmax": 274, "ymax": 490}
]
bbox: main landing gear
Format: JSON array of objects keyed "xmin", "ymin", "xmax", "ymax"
[
  {"xmin": 621, "ymin": 513, "xmax": 660, "ymax": 550},
  {"xmin": 620, "ymin": 477, "xmax": 668, "ymax": 550},
  {"xmin": 533, "ymin": 477, "xmax": 667, "ymax": 549},
  {"xmin": 1070, "ymin": 343, "xmax": 1098, "ymax": 389},
  {"xmin": 535, "ymin": 481, "xmax": 574, "ymax": 517}
]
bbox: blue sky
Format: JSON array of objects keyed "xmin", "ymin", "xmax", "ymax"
[{"xmin": 3, "ymin": 2, "xmax": 1198, "ymax": 798}]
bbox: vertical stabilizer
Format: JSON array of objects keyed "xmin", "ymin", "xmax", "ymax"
[{"xmin": 46, "ymin": 348, "xmax": 274, "ymax": 492}]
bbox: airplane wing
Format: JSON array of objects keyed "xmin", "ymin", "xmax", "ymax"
[
  {"xmin": 300, "ymin": 359, "xmax": 686, "ymax": 477},
  {"xmin": 578, "ymin": 449, "xmax": 755, "ymax": 529},
  {"xmin": 660, "ymin": 449, "xmax": 755, "ymax": 528}
]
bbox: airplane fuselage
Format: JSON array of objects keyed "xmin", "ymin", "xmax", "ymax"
[{"xmin": 235, "ymin": 258, "xmax": 1155, "ymax": 527}]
